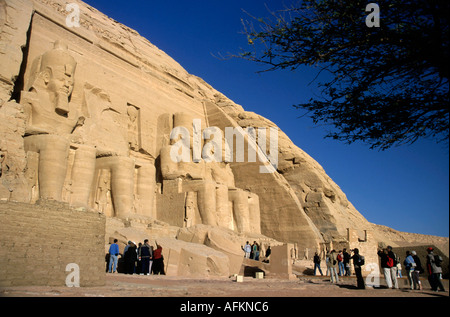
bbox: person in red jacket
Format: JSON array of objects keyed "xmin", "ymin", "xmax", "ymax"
[{"xmin": 152, "ymin": 242, "xmax": 165, "ymax": 275}]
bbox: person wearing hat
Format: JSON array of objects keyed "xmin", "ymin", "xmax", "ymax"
[{"xmin": 426, "ymin": 247, "xmax": 445, "ymax": 292}]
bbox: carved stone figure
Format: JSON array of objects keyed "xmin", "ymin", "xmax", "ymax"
[
  {"xmin": 0, "ymin": 148, "xmax": 10, "ymax": 200},
  {"xmin": 95, "ymin": 169, "xmax": 111, "ymax": 215},
  {"xmin": 127, "ymin": 105, "xmax": 140, "ymax": 152},
  {"xmin": 23, "ymin": 40, "xmax": 79, "ymax": 136},
  {"xmin": 159, "ymin": 112, "xmax": 261, "ymax": 234},
  {"xmin": 21, "ymin": 41, "xmax": 80, "ymax": 201}
]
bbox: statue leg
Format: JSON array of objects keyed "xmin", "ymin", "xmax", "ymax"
[
  {"xmin": 70, "ymin": 144, "xmax": 96, "ymax": 207},
  {"xmin": 96, "ymin": 156, "xmax": 134, "ymax": 219},
  {"xmin": 136, "ymin": 163, "xmax": 156, "ymax": 218},
  {"xmin": 24, "ymin": 134, "xmax": 69, "ymax": 201},
  {"xmin": 196, "ymin": 182, "xmax": 218, "ymax": 226},
  {"xmin": 229, "ymin": 189, "xmax": 251, "ymax": 233},
  {"xmin": 216, "ymin": 184, "xmax": 232, "ymax": 230}
]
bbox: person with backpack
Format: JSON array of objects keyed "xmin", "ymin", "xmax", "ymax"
[
  {"xmin": 351, "ymin": 248, "xmax": 365, "ymax": 289},
  {"xmin": 377, "ymin": 247, "xmax": 398, "ymax": 289},
  {"xmin": 426, "ymin": 247, "xmax": 445, "ymax": 292},
  {"xmin": 139, "ymin": 239, "xmax": 152, "ymax": 275},
  {"xmin": 387, "ymin": 246, "xmax": 399, "ymax": 289},
  {"xmin": 326, "ymin": 250, "xmax": 339, "ymax": 283},
  {"xmin": 404, "ymin": 251, "xmax": 416, "ymax": 289},
  {"xmin": 411, "ymin": 251, "xmax": 423, "ymax": 290}
]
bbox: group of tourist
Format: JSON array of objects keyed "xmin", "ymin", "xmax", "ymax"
[
  {"xmin": 313, "ymin": 245, "xmax": 445, "ymax": 292},
  {"xmin": 242, "ymin": 241, "xmax": 271, "ymax": 262},
  {"xmin": 314, "ymin": 248, "xmax": 366, "ymax": 289},
  {"xmin": 107, "ymin": 239, "xmax": 165, "ymax": 276},
  {"xmin": 378, "ymin": 246, "xmax": 445, "ymax": 291},
  {"xmin": 314, "ymin": 248, "xmax": 355, "ymax": 277}
]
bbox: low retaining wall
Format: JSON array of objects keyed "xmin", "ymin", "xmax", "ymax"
[{"xmin": 0, "ymin": 200, "xmax": 105, "ymax": 287}]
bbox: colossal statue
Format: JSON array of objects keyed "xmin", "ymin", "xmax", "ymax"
[
  {"xmin": 159, "ymin": 112, "xmax": 261, "ymax": 234},
  {"xmin": 21, "ymin": 40, "xmax": 80, "ymax": 201},
  {"xmin": 19, "ymin": 40, "xmax": 143, "ymax": 219}
]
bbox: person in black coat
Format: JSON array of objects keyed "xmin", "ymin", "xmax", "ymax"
[
  {"xmin": 350, "ymin": 248, "xmax": 365, "ymax": 289},
  {"xmin": 123, "ymin": 242, "xmax": 137, "ymax": 274},
  {"xmin": 411, "ymin": 250, "xmax": 423, "ymax": 290}
]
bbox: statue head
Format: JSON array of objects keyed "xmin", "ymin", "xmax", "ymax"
[{"xmin": 36, "ymin": 40, "xmax": 77, "ymax": 114}]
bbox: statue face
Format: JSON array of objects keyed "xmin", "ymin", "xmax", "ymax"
[{"xmin": 45, "ymin": 64, "xmax": 75, "ymax": 97}]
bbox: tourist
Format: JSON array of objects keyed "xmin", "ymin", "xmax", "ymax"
[
  {"xmin": 313, "ymin": 252, "xmax": 323, "ymax": 276},
  {"xmin": 403, "ymin": 251, "xmax": 416, "ymax": 289},
  {"xmin": 350, "ymin": 248, "xmax": 365, "ymax": 289},
  {"xmin": 242, "ymin": 241, "xmax": 251, "ymax": 259},
  {"xmin": 337, "ymin": 250, "xmax": 344, "ymax": 276},
  {"xmin": 426, "ymin": 247, "xmax": 445, "ymax": 292},
  {"xmin": 124, "ymin": 241, "xmax": 137, "ymax": 274},
  {"xmin": 326, "ymin": 250, "xmax": 339, "ymax": 283},
  {"xmin": 108, "ymin": 239, "xmax": 120, "ymax": 273},
  {"xmin": 152, "ymin": 242, "xmax": 165, "ymax": 275},
  {"xmin": 377, "ymin": 248, "xmax": 398, "ymax": 289},
  {"xmin": 105, "ymin": 252, "xmax": 110, "ymax": 273},
  {"xmin": 386, "ymin": 246, "xmax": 400, "ymax": 288},
  {"xmin": 254, "ymin": 242, "xmax": 260, "ymax": 261},
  {"xmin": 252, "ymin": 241, "xmax": 258, "ymax": 260},
  {"xmin": 411, "ymin": 250, "xmax": 423, "ymax": 290},
  {"xmin": 136, "ymin": 242, "xmax": 142, "ymax": 274},
  {"xmin": 343, "ymin": 248, "xmax": 351, "ymax": 276},
  {"xmin": 124, "ymin": 240, "xmax": 132, "ymax": 257},
  {"xmin": 139, "ymin": 239, "xmax": 152, "ymax": 275},
  {"xmin": 396, "ymin": 257, "xmax": 403, "ymax": 278},
  {"xmin": 148, "ymin": 244, "xmax": 154, "ymax": 274}
]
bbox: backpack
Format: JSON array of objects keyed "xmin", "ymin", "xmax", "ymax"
[
  {"xmin": 337, "ymin": 254, "xmax": 343, "ymax": 262},
  {"xmin": 386, "ymin": 255, "xmax": 394, "ymax": 268},
  {"xmin": 434, "ymin": 254, "xmax": 443, "ymax": 267},
  {"xmin": 357, "ymin": 255, "xmax": 365, "ymax": 266}
]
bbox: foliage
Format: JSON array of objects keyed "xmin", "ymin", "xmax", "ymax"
[{"xmin": 240, "ymin": 0, "xmax": 449, "ymax": 150}]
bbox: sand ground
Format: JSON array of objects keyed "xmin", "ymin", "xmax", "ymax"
[
  {"xmin": 1, "ymin": 274, "xmax": 447, "ymax": 314},
  {"xmin": 1, "ymin": 273, "xmax": 448, "ymax": 298}
]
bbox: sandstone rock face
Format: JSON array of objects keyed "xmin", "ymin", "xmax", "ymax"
[{"xmin": 0, "ymin": 0, "xmax": 447, "ymax": 279}]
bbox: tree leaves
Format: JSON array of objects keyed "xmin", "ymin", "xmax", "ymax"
[{"xmin": 238, "ymin": 0, "xmax": 449, "ymax": 150}]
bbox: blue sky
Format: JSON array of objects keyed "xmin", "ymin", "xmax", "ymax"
[{"xmin": 83, "ymin": 0, "xmax": 449, "ymax": 237}]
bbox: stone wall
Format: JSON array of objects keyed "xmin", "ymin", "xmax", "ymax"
[
  {"xmin": 0, "ymin": 200, "xmax": 105, "ymax": 287},
  {"xmin": 347, "ymin": 228, "xmax": 378, "ymax": 275}
]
